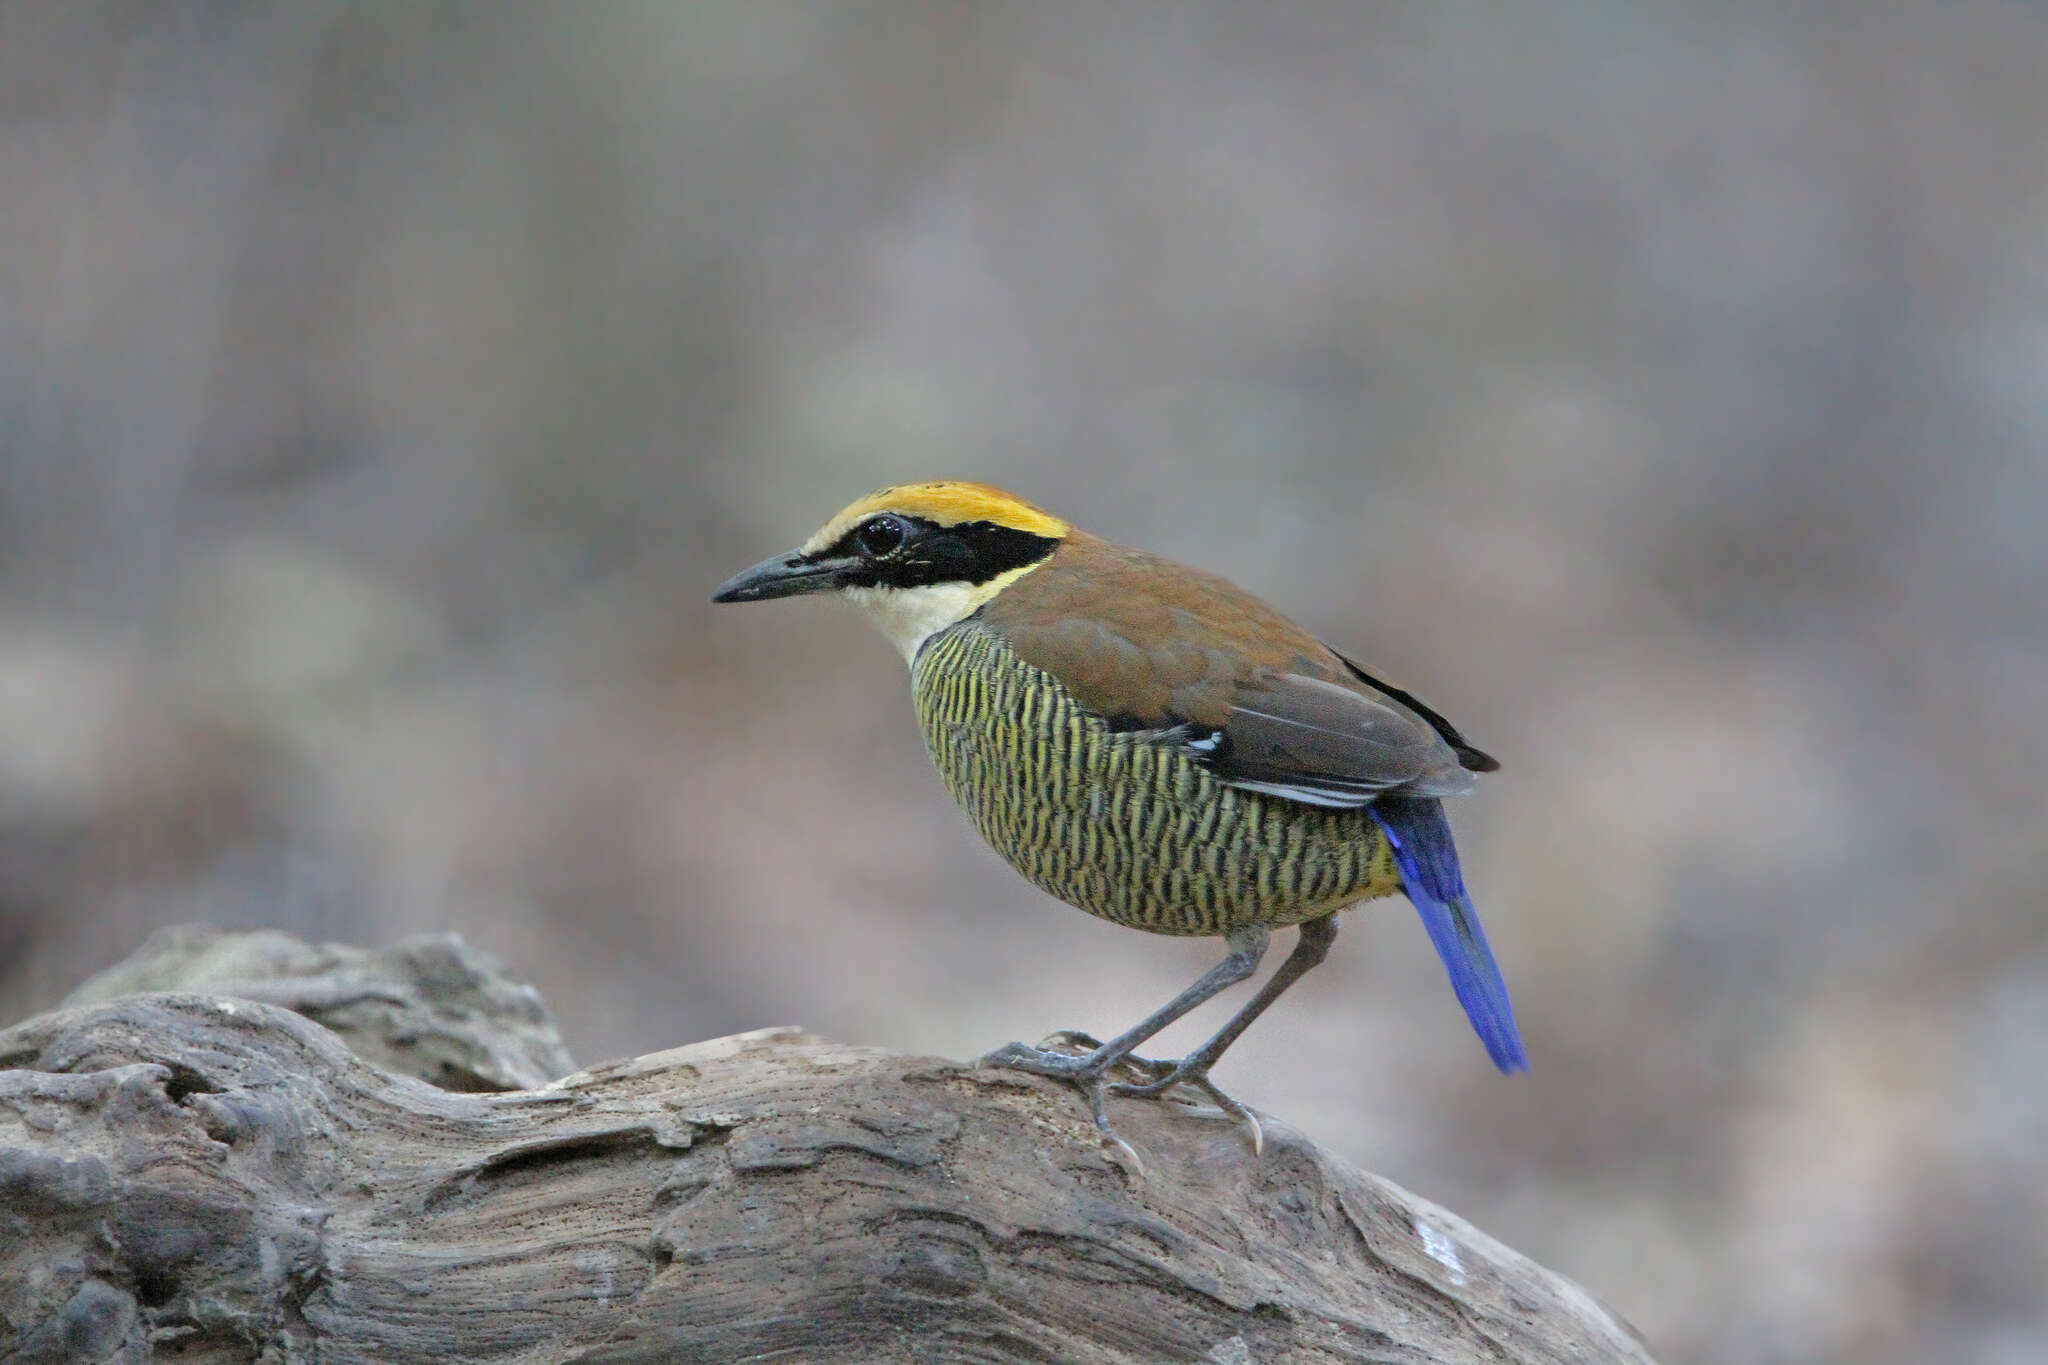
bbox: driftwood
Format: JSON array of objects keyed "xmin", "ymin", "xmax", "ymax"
[
  {"xmin": 60, "ymin": 925, "xmax": 577, "ymax": 1093},
  {"xmin": 0, "ymin": 928, "xmax": 1654, "ymax": 1364}
]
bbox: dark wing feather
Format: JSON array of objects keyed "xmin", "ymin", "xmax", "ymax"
[
  {"xmin": 1331, "ymin": 648, "xmax": 1499, "ymax": 773},
  {"xmin": 983, "ymin": 534, "xmax": 1483, "ymax": 811},
  {"xmin": 1201, "ymin": 671, "xmax": 1475, "ymax": 807}
]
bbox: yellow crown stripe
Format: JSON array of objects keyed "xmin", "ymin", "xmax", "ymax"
[{"xmin": 804, "ymin": 482, "xmax": 1069, "ymax": 553}]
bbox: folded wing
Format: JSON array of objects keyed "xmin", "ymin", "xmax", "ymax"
[
  {"xmin": 981, "ymin": 534, "xmax": 1487, "ymax": 809},
  {"xmin": 1198, "ymin": 670, "xmax": 1476, "ymax": 807}
]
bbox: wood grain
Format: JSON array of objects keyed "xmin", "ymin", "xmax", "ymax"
[{"xmin": 0, "ymin": 931, "xmax": 1654, "ymax": 1364}]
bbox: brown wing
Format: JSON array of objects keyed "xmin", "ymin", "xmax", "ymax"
[{"xmin": 980, "ymin": 533, "xmax": 1484, "ymax": 808}]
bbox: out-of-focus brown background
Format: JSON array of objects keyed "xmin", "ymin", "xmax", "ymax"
[{"xmin": 1, "ymin": 6, "xmax": 2042, "ymax": 1361}]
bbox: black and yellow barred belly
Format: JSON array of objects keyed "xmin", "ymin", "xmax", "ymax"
[{"xmin": 913, "ymin": 622, "xmax": 1403, "ymax": 936}]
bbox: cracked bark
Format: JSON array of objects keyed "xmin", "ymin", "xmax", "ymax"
[{"xmin": 0, "ymin": 927, "xmax": 1655, "ymax": 1364}]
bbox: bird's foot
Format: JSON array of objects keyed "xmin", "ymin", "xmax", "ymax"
[
  {"xmin": 978, "ymin": 1033, "xmax": 1180, "ymax": 1085},
  {"xmin": 976, "ymin": 1034, "xmax": 1262, "ymax": 1164},
  {"xmin": 976, "ymin": 1038, "xmax": 1099, "ymax": 1080},
  {"xmin": 977, "ymin": 1034, "xmax": 1163, "ymax": 1173},
  {"xmin": 1031, "ymin": 1030, "xmax": 1180, "ymax": 1080},
  {"xmin": 1110, "ymin": 1060, "xmax": 1264, "ymax": 1156},
  {"xmin": 1034, "ymin": 1027, "xmax": 1106, "ymax": 1054}
]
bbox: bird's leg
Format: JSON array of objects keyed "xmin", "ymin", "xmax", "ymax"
[
  {"xmin": 1109, "ymin": 915, "xmax": 1339, "ymax": 1147},
  {"xmin": 980, "ymin": 926, "xmax": 1271, "ymax": 1153},
  {"xmin": 981, "ymin": 923, "xmax": 1269, "ymax": 1080}
]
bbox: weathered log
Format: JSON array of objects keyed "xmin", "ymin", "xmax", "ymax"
[
  {"xmin": 61, "ymin": 924, "xmax": 576, "ymax": 1093},
  {"xmin": 0, "ymin": 931, "xmax": 1654, "ymax": 1364}
]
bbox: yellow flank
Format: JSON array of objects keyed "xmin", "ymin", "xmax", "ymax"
[
  {"xmin": 803, "ymin": 481, "xmax": 1070, "ymax": 553},
  {"xmin": 914, "ymin": 621, "xmax": 1404, "ymax": 936}
]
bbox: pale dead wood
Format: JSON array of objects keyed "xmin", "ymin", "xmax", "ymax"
[
  {"xmin": 61, "ymin": 924, "xmax": 576, "ymax": 1092},
  {"xmin": 0, "ymin": 929, "xmax": 1654, "ymax": 1364}
]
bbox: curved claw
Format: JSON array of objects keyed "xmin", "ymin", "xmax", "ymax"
[
  {"xmin": 1093, "ymin": 1105, "xmax": 1146, "ymax": 1177},
  {"xmin": 1077, "ymin": 1073, "xmax": 1143, "ymax": 1175},
  {"xmin": 1109, "ymin": 1064, "xmax": 1264, "ymax": 1156},
  {"xmin": 980, "ymin": 1036, "xmax": 1153, "ymax": 1174},
  {"xmin": 1188, "ymin": 1076, "xmax": 1263, "ymax": 1156}
]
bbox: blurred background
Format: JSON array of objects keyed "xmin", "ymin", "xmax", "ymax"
[{"xmin": 1, "ymin": 4, "xmax": 2043, "ymax": 1361}]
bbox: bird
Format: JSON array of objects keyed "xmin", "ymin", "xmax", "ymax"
[{"xmin": 712, "ymin": 480, "xmax": 1525, "ymax": 1155}]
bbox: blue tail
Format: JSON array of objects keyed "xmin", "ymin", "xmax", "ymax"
[{"xmin": 1369, "ymin": 795, "xmax": 1528, "ymax": 1073}]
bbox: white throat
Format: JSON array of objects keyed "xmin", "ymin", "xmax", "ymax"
[
  {"xmin": 840, "ymin": 564, "xmax": 1040, "ymax": 664},
  {"xmin": 841, "ymin": 581, "xmax": 994, "ymax": 663}
]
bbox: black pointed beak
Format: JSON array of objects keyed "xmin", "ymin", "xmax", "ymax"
[{"xmin": 711, "ymin": 549, "xmax": 857, "ymax": 603}]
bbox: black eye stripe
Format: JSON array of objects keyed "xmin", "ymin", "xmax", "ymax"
[{"xmin": 827, "ymin": 517, "xmax": 1059, "ymax": 588}]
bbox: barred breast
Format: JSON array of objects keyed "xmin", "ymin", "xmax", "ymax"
[{"xmin": 913, "ymin": 622, "xmax": 1402, "ymax": 936}]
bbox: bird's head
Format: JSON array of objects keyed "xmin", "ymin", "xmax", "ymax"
[{"xmin": 712, "ymin": 481, "xmax": 1069, "ymax": 659}]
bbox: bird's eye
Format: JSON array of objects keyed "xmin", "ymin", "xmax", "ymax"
[{"xmin": 856, "ymin": 515, "xmax": 907, "ymax": 556}]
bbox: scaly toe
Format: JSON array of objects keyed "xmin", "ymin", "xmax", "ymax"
[
  {"xmin": 1106, "ymin": 1052, "xmax": 1178, "ymax": 1085},
  {"xmin": 1187, "ymin": 1077, "xmax": 1264, "ymax": 1156},
  {"xmin": 982, "ymin": 1042, "xmax": 1155, "ymax": 1174},
  {"xmin": 977, "ymin": 1040, "xmax": 1097, "ymax": 1080},
  {"xmin": 1083, "ymin": 1075, "xmax": 1147, "ymax": 1178},
  {"xmin": 1029, "ymin": 1032, "xmax": 1171, "ymax": 1084},
  {"xmin": 1105, "ymin": 1068, "xmax": 1184, "ymax": 1101},
  {"xmin": 1108, "ymin": 1066, "xmax": 1263, "ymax": 1153},
  {"xmin": 1036, "ymin": 1028, "xmax": 1107, "ymax": 1054}
]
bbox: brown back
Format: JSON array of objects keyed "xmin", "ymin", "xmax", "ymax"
[{"xmin": 980, "ymin": 533, "xmax": 1488, "ymax": 807}]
